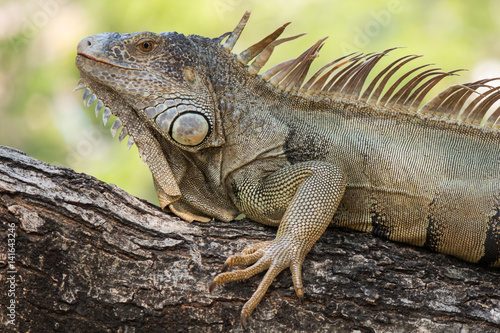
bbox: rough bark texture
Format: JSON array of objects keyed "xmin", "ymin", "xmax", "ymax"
[{"xmin": 0, "ymin": 145, "xmax": 499, "ymax": 333}]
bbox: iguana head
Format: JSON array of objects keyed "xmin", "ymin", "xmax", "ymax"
[
  {"xmin": 75, "ymin": 25, "xmax": 240, "ymax": 222},
  {"xmin": 75, "ymin": 30, "xmax": 225, "ymax": 150},
  {"xmin": 74, "ymin": 10, "xmax": 307, "ymax": 160}
]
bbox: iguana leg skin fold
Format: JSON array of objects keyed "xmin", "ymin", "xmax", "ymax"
[{"xmin": 210, "ymin": 161, "xmax": 345, "ymax": 328}]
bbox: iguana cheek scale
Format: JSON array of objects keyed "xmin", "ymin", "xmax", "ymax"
[{"xmin": 75, "ymin": 11, "xmax": 500, "ymax": 328}]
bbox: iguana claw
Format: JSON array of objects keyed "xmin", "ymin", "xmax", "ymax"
[
  {"xmin": 208, "ymin": 280, "xmax": 217, "ymax": 294},
  {"xmin": 241, "ymin": 312, "xmax": 249, "ymax": 329},
  {"xmin": 297, "ymin": 290, "xmax": 304, "ymax": 304},
  {"xmin": 221, "ymin": 261, "xmax": 230, "ymax": 273}
]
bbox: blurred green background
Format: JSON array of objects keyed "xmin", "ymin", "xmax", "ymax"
[{"xmin": 1, "ymin": 0, "xmax": 500, "ymax": 205}]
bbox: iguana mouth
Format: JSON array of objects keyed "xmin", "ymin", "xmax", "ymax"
[
  {"xmin": 76, "ymin": 53, "xmax": 137, "ymax": 70},
  {"xmin": 76, "ymin": 52, "xmax": 109, "ymax": 64}
]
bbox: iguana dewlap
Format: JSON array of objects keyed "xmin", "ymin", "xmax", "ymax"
[{"xmin": 75, "ymin": 11, "xmax": 500, "ymax": 327}]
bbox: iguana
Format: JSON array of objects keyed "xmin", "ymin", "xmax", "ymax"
[{"xmin": 75, "ymin": 11, "xmax": 500, "ymax": 327}]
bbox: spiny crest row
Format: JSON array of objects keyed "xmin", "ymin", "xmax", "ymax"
[
  {"xmin": 75, "ymin": 83, "xmax": 146, "ymax": 162},
  {"xmin": 221, "ymin": 11, "xmax": 500, "ymax": 130}
]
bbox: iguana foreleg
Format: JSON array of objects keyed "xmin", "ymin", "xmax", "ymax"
[{"xmin": 210, "ymin": 161, "xmax": 346, "ymax": 326}]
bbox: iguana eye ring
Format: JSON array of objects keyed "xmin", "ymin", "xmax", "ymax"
[{"xmin": 138, "ymin": 40, "xmax": 155, "ymax": 52}]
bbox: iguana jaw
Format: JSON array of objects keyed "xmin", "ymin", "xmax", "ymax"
[
  {"xmin": 75, "ymin": 43, "xmax": 187, "ymax": 206},
  {"xmin": 74, "ymin": 71, "xmax": 134, "ymax": 146},
  {"xmin": 75, "ymin": 51, "xmax": 140, "ymax": 145},
  {"xmin": 75, "ymin": 74, "xmax": 184, "ymax": 206}
]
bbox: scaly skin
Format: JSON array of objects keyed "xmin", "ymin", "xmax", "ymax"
[
  {"xmin": 75, "ymin": 11, "xmax": 500, "ymax": 327},
  {"xmin": 212, "ymin": 161, "xmax": 345, "ymax": 324}
]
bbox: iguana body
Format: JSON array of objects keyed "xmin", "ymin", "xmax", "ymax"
[{"xmin": 75, "ymin": 11, "xmax": 500, "ymax": 326}]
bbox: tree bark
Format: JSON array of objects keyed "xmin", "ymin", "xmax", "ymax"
[{"xmin": 0, "ymin": 145, "xmax": 499, "ymax": 333}]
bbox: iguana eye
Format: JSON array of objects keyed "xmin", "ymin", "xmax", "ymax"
[
  {"xmin": 170, "ymin": 112, "xmax": 209, "ymax": 146},
  {"xmin": 138, "ymin": 40, "xmax": 155, "ymax": 52}
]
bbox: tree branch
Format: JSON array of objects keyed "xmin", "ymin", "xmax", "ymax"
[{"xmin": 0, "ymin": 145, "xmax": 499, "ymax": 332}]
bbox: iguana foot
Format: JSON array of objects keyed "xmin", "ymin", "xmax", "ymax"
[{"xmin": 209, "ymin": 238, "xmax": 306, "ymax": 328}]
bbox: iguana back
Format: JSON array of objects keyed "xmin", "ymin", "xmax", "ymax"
[{"xmin": 274, "ymin": 99, "xmax": 500, "ymax": 265}]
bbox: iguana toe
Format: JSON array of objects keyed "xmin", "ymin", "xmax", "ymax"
[
  {"xmin": 241, "ymin": 240, "xmax": 272, "ymax": 255},
  {"xmin": 211, "ymin": 239, "xmax": 307, "ymax": 325},
  {"xmin": 222, "ymin": 250, "xmax": 264, "ymax": 272}
]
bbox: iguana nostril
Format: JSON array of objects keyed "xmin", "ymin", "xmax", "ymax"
[{"xmin": 77, "ymin": 37, "xmax": 96, "ymax": 53}]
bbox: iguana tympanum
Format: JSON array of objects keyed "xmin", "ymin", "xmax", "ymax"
[{"xmin": 75, "ymin": 11, "xmax": 500, "ymax": 327}]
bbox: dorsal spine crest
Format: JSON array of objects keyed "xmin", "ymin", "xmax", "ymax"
[{"xmin": 222, "ymin": 11, "xmax": 500, "ymax": 131}]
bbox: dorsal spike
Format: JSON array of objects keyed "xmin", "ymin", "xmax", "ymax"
[
  {"xmin": 464, "ymin": 87, "xmax": 500, "ymax": 124},
  {"xmin": 306, "ymin": 53, "xmax": 358, "ymax": 91},
  {"xmin": 477, "ymin": 90, "xmax": 500, "ymax": 124},
  {"xmin": 432, "ymin": 85, "xmax": 475, "ymax": 120},
  {"xmin": 483, "ymin": 84, "xmax": 500, "ymax": 126},
  {"xmin": 278, "ymin": 37, "xmax": 327, "ymax": 91},
  {"xmin": 327, "ymin": 54, "xmax": 372, "ymax": 94},
  {"xmin": 345, "ymin": 50, "xmax": 392, "ymax": 98},
  {"xmin": 420, "ymin": 80, "xmax": 490, "ymax": 118},
  {"xmin": 420, "ymin": 84, "xmax": 468, "ymax": 115},
  {"xmin": 230, "ymin": 20, "xmax": 500, "ymax": 130},
  {"xmin": 268, "ymin": 38, "xmax": 327, "ymax": 87},
  {"xmin": 459, "ymin": 88, "xmax": 494, "ymax": 121},
  {"xmin": 360, "ymin": 54, "xmax": 410, "ymax": 102},
  {"xmin": 456, "ymin": 78, "xmax": 498, "ymax": 119},
  {"xmin": 302, "ymin": 56, "xmax": 345, "ymax": 91},
  {"xmin": 309, "ymin": 65, "xmax": 339, "ymax": 92},
  {"xmin": 340, "ymin": 52, "xmax": 388, "ymax": 97},
  {"xmin": 477, "ymin": 87, "xmax": 500, "ymax": 125},
  {"xmin": 443, "ymin": 84, "xmax": 483, "ymax": 118},
  {"xmin": 324, "ymin": 54, "xmax": 365, "ymax": 93},
  {"xmin": 248, "ymin": 33, "xmax": 307, "ymax": 75},
  {"xmin": 379, "ymin": 64, "xmax": 432, "ymax": 105},
  {"xmin": 213, "ymin": 31, "xmax": 231, "ymax": 44},
  {"xmin": 406, "ymin": 70, "xmax": 462, "ymax": 111},
  {"xmin": 487, "ymin": 106, "xmax": 500, "ymax": 128},
  {"xmin": 285, "ymin": 51, "xmax": 320, "ymax": 91},
  {"xmin": 291, "ymin": 58, "xmax": 315, "ymax": 91},
  {"xmin": 269, "ymin": 56, "xmax": 304, "ymax": 87},
  {"xmin": 405, "ymin": 72, "xmax": 451, "ymax": 110},
  {"xmin": 261, "ymin": 59, "xmax": 296, "ymax": 81},
  {"xmin": 385, "ymin": 69, "xmax": 443, "ymax": 107},
  {"xmin": 325, "ymin": 53, "xmax": 373, "ymax": 94},
  {"xmin": 364, "ymin": 55, "xmax": 422, "ymax": 104},
  {"xmin": 237, "ymin": 22, "xmax": 291, "ymax": 66},
  {"xmin": 223, "ymin": 10, "xmax": 251, "ymax": 52}
]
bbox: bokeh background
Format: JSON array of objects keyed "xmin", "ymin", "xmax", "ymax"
[{"xmin": 2, "ymin": 0, "xmax": 500, "ymax": 205}]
